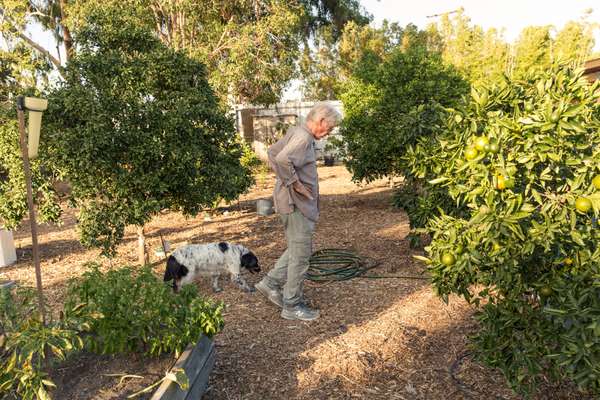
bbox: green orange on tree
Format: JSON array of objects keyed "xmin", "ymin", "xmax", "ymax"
[
  {"xmin": 474, "ymin": 136, "xmax": 490, "ymax": 151},
  {"xmin": 575, "ymin": 197, "xmax": 592, "ymax": 213},
  {"xmin": 593, "ymin": 175, "xmax": 600, "ymax": 190},
  {"xmin": 564, "ymin": 257, "xmax": 573, "ymax": 266},
  {"xmin": 488, "ymin": 142, "xmax": 499, "ymax": 154},
  {"xmin": 465, "ymin": 147, "xmax": 478, "ymax": 160},
  {"xmin": 496, "ymin": 174, "xmax": 514, "ymax": 190},
  {"xmin": 441, "ymin": 253, "xmax": 456, "ymax": 266},
  {"xmin": 539, "ymin": 286, "xmax": 553, "ymax": 297}
]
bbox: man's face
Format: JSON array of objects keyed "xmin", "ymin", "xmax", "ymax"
[{"xmin": 312, "ymin": 118, "xmax": 335, "ymax": 140}]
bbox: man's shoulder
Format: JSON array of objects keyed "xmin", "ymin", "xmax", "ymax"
[{"xmin": 287, "ymin": 124, "xmax": 313, "ymax": 144}]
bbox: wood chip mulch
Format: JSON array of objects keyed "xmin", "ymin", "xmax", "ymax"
[{"xmin": 2, "ymin": 166, "xmax": 590, "ymax": 400}]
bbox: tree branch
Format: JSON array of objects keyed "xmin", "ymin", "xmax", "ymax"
[
  {"xmin": 0, "ymin": 9, "xmax": 65, "ymax": 77},
  {"xmin": 16, "ymin": 29, "xmax": 64, "ymax": 75}
]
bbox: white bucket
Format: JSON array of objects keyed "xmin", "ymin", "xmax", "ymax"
[
  {"xmin": 257, "ymin": 198, "xmax": 274, "ymax": 216},
  {"xmin": 0, "ymin": 229, "xmax": 17, "ymax": 267}
]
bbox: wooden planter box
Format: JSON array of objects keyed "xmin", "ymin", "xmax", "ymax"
[
  {"xmin": 151, "ymin": 335, "xmax": 216, "ymax": 400},
  {"xmin": 0, "ymin": 280, "xmax": 16, "ymax": 291}
]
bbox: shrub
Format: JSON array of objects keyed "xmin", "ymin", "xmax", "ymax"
[
  {"xmin": 420, "ymin": 65, "xmax": 600, "ymax": 395},
  {"xmin": 1, "ymin": 264, "xmax": 223, "ymax": 399},
  {"xmin": 0, "ymin": 288, "xmax": 89, "ymax": 400},
  {"xmin": 338, "ymin": 46, "xmax": 469, "ymax": 183},
  {"xmin": 65, "ymin": 264, "xmax": 223, "ymax": 357}
]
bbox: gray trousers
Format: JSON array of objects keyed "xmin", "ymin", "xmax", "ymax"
[{"xmin": 265, "ymin": 209, "xmax": 316, "ymax": 306}]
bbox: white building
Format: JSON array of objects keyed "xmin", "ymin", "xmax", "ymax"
[{"xmin": 233, "ymin": 100, "xmax": 344, "ymax": 162}]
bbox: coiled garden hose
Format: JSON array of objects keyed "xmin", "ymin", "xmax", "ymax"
[{"xmin": 307, "ymin": 249, "xmax": 429, "ymax": 282}]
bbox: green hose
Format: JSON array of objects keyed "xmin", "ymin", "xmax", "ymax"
[{"xmin": 307, "ymin": 249, "xmax": 429, "ymax": 282}]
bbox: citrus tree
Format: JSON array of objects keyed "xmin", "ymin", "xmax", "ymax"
[
  {"xmin": 419, "ymin": 66, "xmax": 600, "ymax": 395},
  {"xmin": 43, "ymin": 10, "xmax": 253, "ymax": 259}
]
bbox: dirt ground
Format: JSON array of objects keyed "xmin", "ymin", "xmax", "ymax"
[{"xmin": 2, "ymin": 165, "xmax": 590, "ymax": 400}]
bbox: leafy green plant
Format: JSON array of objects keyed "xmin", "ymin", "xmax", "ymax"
[
  {"xmin": 0, "ymin": 288, "xmax": 89, "ymax": 400},
  {"xmin": 0, "ymin": 107, "xmax": 61, "ymax": 230},
  {"xmin": 43, "ymin": 10, "xmax": 253, "ymax": 257},
  {"xmin": 418, "ymin": 65, "xmax": 600, "ymax": 395},
  {"xmin": 338, "ymin": 45, "xmax": 469, "ymax": 183},
  {"xmin": 65, "ymin": 264, "xmax": 224, "ymax": 357}
]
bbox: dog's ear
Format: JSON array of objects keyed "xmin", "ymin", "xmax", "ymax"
[
  {"xmin": 241, "ymin": 252, "xmax": 260, "ymax": 273},
  {"xmin": 164, "ymin": 256, "xmax": 189, "ymax": 282},
  {"xmin": 218, "ymin": 242, "xmax": 229, "ymax": 252},
  {"xmin": 164, "ymin": 256, "xmax": 178, "ymax": 282}
]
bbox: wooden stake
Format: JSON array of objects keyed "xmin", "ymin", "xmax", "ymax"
[
  {"xmin": 137, "ymin": 225, "xmax": 149, "ymax": 265},
  {"xmin": 17, "ymin": 100, "xmax": 46, "ymax": 323}
]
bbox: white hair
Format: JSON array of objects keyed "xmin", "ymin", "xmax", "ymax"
[{"xmin": 306, "ymin": 102, "xmax": 342, "ymax": 127}]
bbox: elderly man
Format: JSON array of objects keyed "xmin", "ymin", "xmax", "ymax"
[{"xmin": 255, "ymin": 102, "xmax": 341, "ymax": 321}]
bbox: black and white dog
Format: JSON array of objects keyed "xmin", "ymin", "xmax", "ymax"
[{"xmin": 163, "ymin": 242, "xmax": 260, "ymax": 293}]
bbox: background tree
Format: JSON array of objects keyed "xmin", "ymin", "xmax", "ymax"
[
  {"xmin": 511, "ymin": 25, "xmax": 553, "ymax": 78},
  {"xmin": 2, "ymin": 0, "xmax": 371, "ymax": 106},
  {"xmin": 427, "ymin": 9, "xmax": 509, "ymax": 84},
  {"xmin": 427, "ymin": 9, "xmax": 597, "ymax": 84},
  {"xmin": 553, "ymin": 19, "xmax": 597, "ymax": 65},
  {"xmin": 300, "ymin": 20, "xmax": 405, "ymax": 100},
  {"xmin": 300, "ymin": 0, "xmax": 370, "ymax": 38},
  {"xmin": 338, "ymin": 37, "xmax": 469, "ymax": 182},
  {"xmin": 42, "ymin": 9, "xmax": 253, "ymax": 260}
]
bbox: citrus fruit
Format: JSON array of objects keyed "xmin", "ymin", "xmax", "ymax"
[
  {"xmin": 474, "ymin": 136, "xmax": 490, "ymax": 151},
  {"xmin": 455, "ymin": 245, "xmax": 464, "ymax": 255},
  {"xmin": 593, "ymin": 175, "xmax": 600, "ymax": 190},
  {"xmin": 540, "ymin": 286, "xmax": 553, "ymax": 297},
  {"xmin": 465, "ymin": 147, "xmax": 478, "ymax": 161},
  {"xmin": 524, "ymin": 102, "xmax": 534, "ymax": 112},
  {"xmin": 575, "ymin": 197, "xmax": 592, "ymax": 213},
  {"xmin": 488, "ymin": 142, "xmax": 499, "ymax": 154},
  {"xmin": 497, "ymin": 175, "xmax": 507, "ymax": 190},
  {"xmin": 564, "ymin": 257, "xmax": 573, "ymax": 266},
  {"xmin": 441, "ymin": 253, "xmax": 456, "ymax": 266}
]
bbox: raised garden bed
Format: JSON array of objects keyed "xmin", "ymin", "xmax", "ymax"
[
  {"xmin": 0, "ymin": 280, "xmax": 16, "ymax": 291},
  {"xmin": 151, "ymin": 335, "xmax": 216, "ymax": 400}
]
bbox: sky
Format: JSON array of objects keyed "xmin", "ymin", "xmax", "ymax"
[
  {"xmin": 283, "ymin": 0, "xmax": 600, "ymax": 100},
  {"xmin": 360, "ymin": 0, "xmax": 600, "ymax": 45}
]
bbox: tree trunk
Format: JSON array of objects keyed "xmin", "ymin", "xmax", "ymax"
[
  {"xmin": 58, "ymin": 0, "xmax": 74, "ymax": 61},
  {"xmin": 137, "ymin": 225, "xmax": 149, "ymax": 265}
]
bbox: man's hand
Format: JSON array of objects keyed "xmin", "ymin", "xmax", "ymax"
[{"xmin": 292, "ymin": 181, "xmax": 314, "ymax": 200}]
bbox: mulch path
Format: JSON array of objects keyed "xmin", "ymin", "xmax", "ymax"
[{"xmin": 2, "ymin": 166, "xmax": 589, "ymax": 399}]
